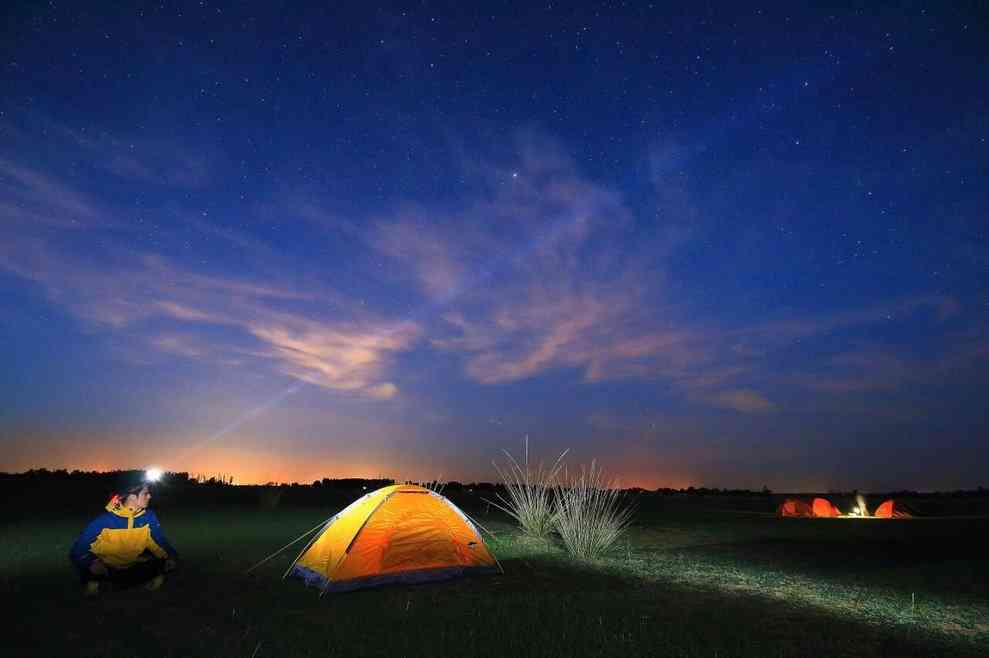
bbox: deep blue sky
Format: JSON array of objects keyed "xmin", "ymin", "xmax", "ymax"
[{"xmin": 1, "ymin": 1, "xmax": 987, "ymax": 489}]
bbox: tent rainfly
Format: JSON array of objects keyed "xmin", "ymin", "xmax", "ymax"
[
  {"xmin": 811, "ymin": 497, "xmax": 841, "ymax": 518},
  {"xmin": 873, "ymin": 499, "xmax": 914, "ymax": 518},
  {"xmin": 286, "ymin": 484, "xmax": 501, "ymax": 593},
  {"xmin": 777, "ymin": 498, "xmax": 815, "ymax": 518}
]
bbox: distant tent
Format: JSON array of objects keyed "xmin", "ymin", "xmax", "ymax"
[
  {"xmin": 286, "ymin": 484, "xmax": 500, "ymax": 592},
  {"xmin": 811, "ymin": 497, "xmax": 841, "ymax": 517},
  {"xmin": 777, "ymin": 499, "xmax": 814, "ymax": 518},
  {"xmin": 873, "ymin": 499, "xmax": 914, "ymax": 518}
]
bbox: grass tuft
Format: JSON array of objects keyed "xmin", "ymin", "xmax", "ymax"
[
  {"xmin": 487, "ymin": 437, "xmax": 567, "ymax": 539},
  {"xmin": 554, "ymin": 460, "xmax": 635, "ymax": 560}
]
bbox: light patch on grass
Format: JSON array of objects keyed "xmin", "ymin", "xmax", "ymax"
[{"xmin": 599, "ymin": 541, "xmax": 989, "ymax": 648}]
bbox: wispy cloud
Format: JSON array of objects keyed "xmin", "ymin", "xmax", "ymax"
[
  {"xmin": 248, "ymin": 320, "xmax": 419, "ymax": 398},
  {"xmin": 0, "ymin": 157, "xmax": 109, "ymax": 229},
  {"xmin": 372, "ymin": 215, "xmax": 472, "ymax": 301},
  {"xmin": 369, "ymin": 134, "xmax": 975, "ymax": 413},
  {"xmin": 736, "ymin": 295, "xmax": 960, "ymax": 346},
  {"xmin": 435, "ymin": 285, "xmax": 643, "ymax": 384},
  {"xmin": 150, "ymin": 333, "xmax": 210, "ymax": 359},
  {"xmin": 153, "ymin": 301, "xmax": 226, "ymax": 324},
  {"xmin": 363, "ymin": 135, "xmax": 737, "ymax": 405},
  {"xmin": 0, "ymin": 121, "xmax": 428, "ymax": 400},
  {"xmin": 2, "ymin": 125, "xmax": 982, "ymax": 414},
  {"xmin": 0, "ymin": 224, "xmax": 421, "ymax": 399},
  {"xmin": 801, "ymin": 349, "xmax": 912, "ymax": 394},
  {"xmin": 51, "ymin": 123, "xmax": 215, "ymax": 189},
  {"xmin": 709, "ymin": 389, "xmax": 776, "ymax": 413}
]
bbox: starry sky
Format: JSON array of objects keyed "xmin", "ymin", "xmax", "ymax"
[{"xmin": 1, "ymin": 2, "xmax": 987, "ymax": 490}]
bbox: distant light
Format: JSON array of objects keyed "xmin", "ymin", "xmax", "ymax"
[{"xmin": 145, "ymin": 468, "xmax": 163, "ymax": 483}]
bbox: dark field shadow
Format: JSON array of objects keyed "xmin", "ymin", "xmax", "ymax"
[{"xmin": 692, "ymin": 532, "xmax": 989, "ymax": 569}]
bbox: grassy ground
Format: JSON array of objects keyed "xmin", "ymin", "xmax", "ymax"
[{"xmin": 1, "ymin": 496, "xmax": 987, "ymax": 657}]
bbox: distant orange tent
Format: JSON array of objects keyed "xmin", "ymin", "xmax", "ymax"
[
  {"xmin": 811, "ymin": 497, "xmax": 841, "ymax": 517},
  {"xmin": 873, "ymin": 499, "xmax": 913, "ymax": 518},
  {"xmin": 777, "ymin": 499, "xmax": 814, "ymax": 517}
]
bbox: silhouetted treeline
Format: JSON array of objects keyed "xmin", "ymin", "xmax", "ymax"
[
  {"xmin": 1, "ymin": 469, "xmax": 986, "ymax": 498},
  {"xmin": 1, "ymin": 469, "xmax": 235, "ymax": 486},
  {"xmin": 653, "ymin": 486, "xmax": 776, "ymax": 496},
  {"xmin": 309, "ymin": 477, "xmax": 397, "ymax": 490},
  {"xmin": 2, "ymin": 468, "xmax": 987, "ymax": 522}
]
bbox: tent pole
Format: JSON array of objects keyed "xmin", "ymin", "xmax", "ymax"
[
  {"xmin": 282, "ymin": 514, "xmax": 337, "ymax": 580},
  {"xmin": 459, "ymin": 508, "xmax": 507, "ymax": 572},
  {"xmin": 243, "ymin": 518, "xmax": 328, "ymax": 575},
  {"xmin": 460, "ymin": 508, "xmax": 498, "ymax": 540},
  {"xmin": 431, "ymin": 493, "xmax": 506, "ymax": 575}
]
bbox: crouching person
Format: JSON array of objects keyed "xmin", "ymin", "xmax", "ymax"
[{"xmin": 70, "ymin": 476, "xmax": 179, "ymax": 596}]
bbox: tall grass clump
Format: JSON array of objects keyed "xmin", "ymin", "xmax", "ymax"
[
  {"xmin": 554, "ymin": 460, "xmax": 635, "ymax": 560},
  {"xmin": 488, "ymin": 438, "xmax": 567, "ymax": 539}
]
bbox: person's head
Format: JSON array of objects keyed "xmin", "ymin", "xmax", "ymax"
[
  {"xmin": 111, "ymin": 474, "xmax": 153, "ymax": 511},
  {"xmin": 122, "ymin": 485, "xmax": 152, "ymax": 511}
]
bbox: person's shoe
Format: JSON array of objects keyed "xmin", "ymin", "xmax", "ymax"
[
  {"xmin": 83, "ymin": 581, "xmax": 100, "ymax": 597},
  {"xmin": 145, "ymin": 574, "xmax": 165, "ymax": 591}
]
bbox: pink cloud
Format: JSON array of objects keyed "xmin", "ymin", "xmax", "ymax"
[
  {"xmin": 392, "ymin": 136, "xmax": 967, "ymax": 412},
  {"xmin": 3, "ymin": 129, "xmax": 981, "ymax": 413},
  {"xmin": 150, "ymin": 334, "xmax": 208, "ymax": 359},
  {"xmin": 710, "ymin": 389, "xmax": 776, "ymax": 413},
  {"xmin": 372, "ymin": 217, "xmax": 470, "ymax": 301},
  {"xmin": 0, "ymin": 228, "xmax": 420, "ymax": 399},
  {"xmin": 154, "ymin": 301, "xmax": 225, "ymax": 323},
  {"xmin": 248, "ymin": 321, "xmax": 420, "ymax": 397}
]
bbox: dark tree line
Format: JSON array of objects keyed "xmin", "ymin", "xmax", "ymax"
[{"xmin": 2, "ymin": 469, "xmax": 985, "ymax": 498}]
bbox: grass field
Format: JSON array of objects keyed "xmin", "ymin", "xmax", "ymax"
[{"xmin": 2, "ymin": 493, "xmax": 987, "ymax": 657}]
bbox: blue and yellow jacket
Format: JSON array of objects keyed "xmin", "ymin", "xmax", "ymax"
[{"xmin": 69, "ymin": 498, "xmax": 178, "ymax": 570}]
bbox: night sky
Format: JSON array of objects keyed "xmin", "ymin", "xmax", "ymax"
[{"xmin": 2, "ymin": 2, "xmax": 987, "ymax": 490}]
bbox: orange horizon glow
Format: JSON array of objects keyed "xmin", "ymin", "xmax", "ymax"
[
  {"xmin": 1, "ymin": 448, "xmax": 688, "ymax": 489},
  {"xmin": 1, "ymin": 460, "xmax": 679, "ymax": 489},
  {"xmin": 1, "ymin": 436, "xmax": 838, "ymax": 491},
  {"xmin": 2, "ymin": 451, "xmax": 937, "ymax": 492}
]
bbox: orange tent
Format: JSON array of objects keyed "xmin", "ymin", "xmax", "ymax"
[
  {"xmin": 873, "ymin": 499, "xmax": 913, "ymax": 518},
  {"xmin": 287, "ymin": 484, "xmax": 500, "ymax": 592},
  {"xmin": 811, "ymin": 497, "xmax": 841, "ymax": 517},
  {"xmin": 777, "ymin": 499, "xmax": 814, "ymax": 517}
]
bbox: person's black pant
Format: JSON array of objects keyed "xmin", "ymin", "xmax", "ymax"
[{"xmin": 77, "ymin": 557, "xmax": 166, "ymax": 589}]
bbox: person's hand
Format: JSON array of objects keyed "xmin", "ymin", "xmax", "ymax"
[
  {"xmin": 164, "ymin": 558, "xmax": 177, "ymax": 573},
  {"xmin": 89, "ymin": 559, "xmax": 108, "ymax": 576}
]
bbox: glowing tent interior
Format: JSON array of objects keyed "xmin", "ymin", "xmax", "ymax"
[
  {"xmin": 286, "ymin": 484, "xmax": 501, "ymax": 593},
  {"xmin": 873, "ymin": 499, "xmax": 914, "ymax": 518},
  {"xmin": 811, "ymin": 497, "xmax": 841, "ymax": 518},
  {"xmin": 777, "ymin": 497, "xmax": 842, "ymax": 518},
  {"xmin": 777, "ymin": 499, "xmax": 814, "ymax": 517}
]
